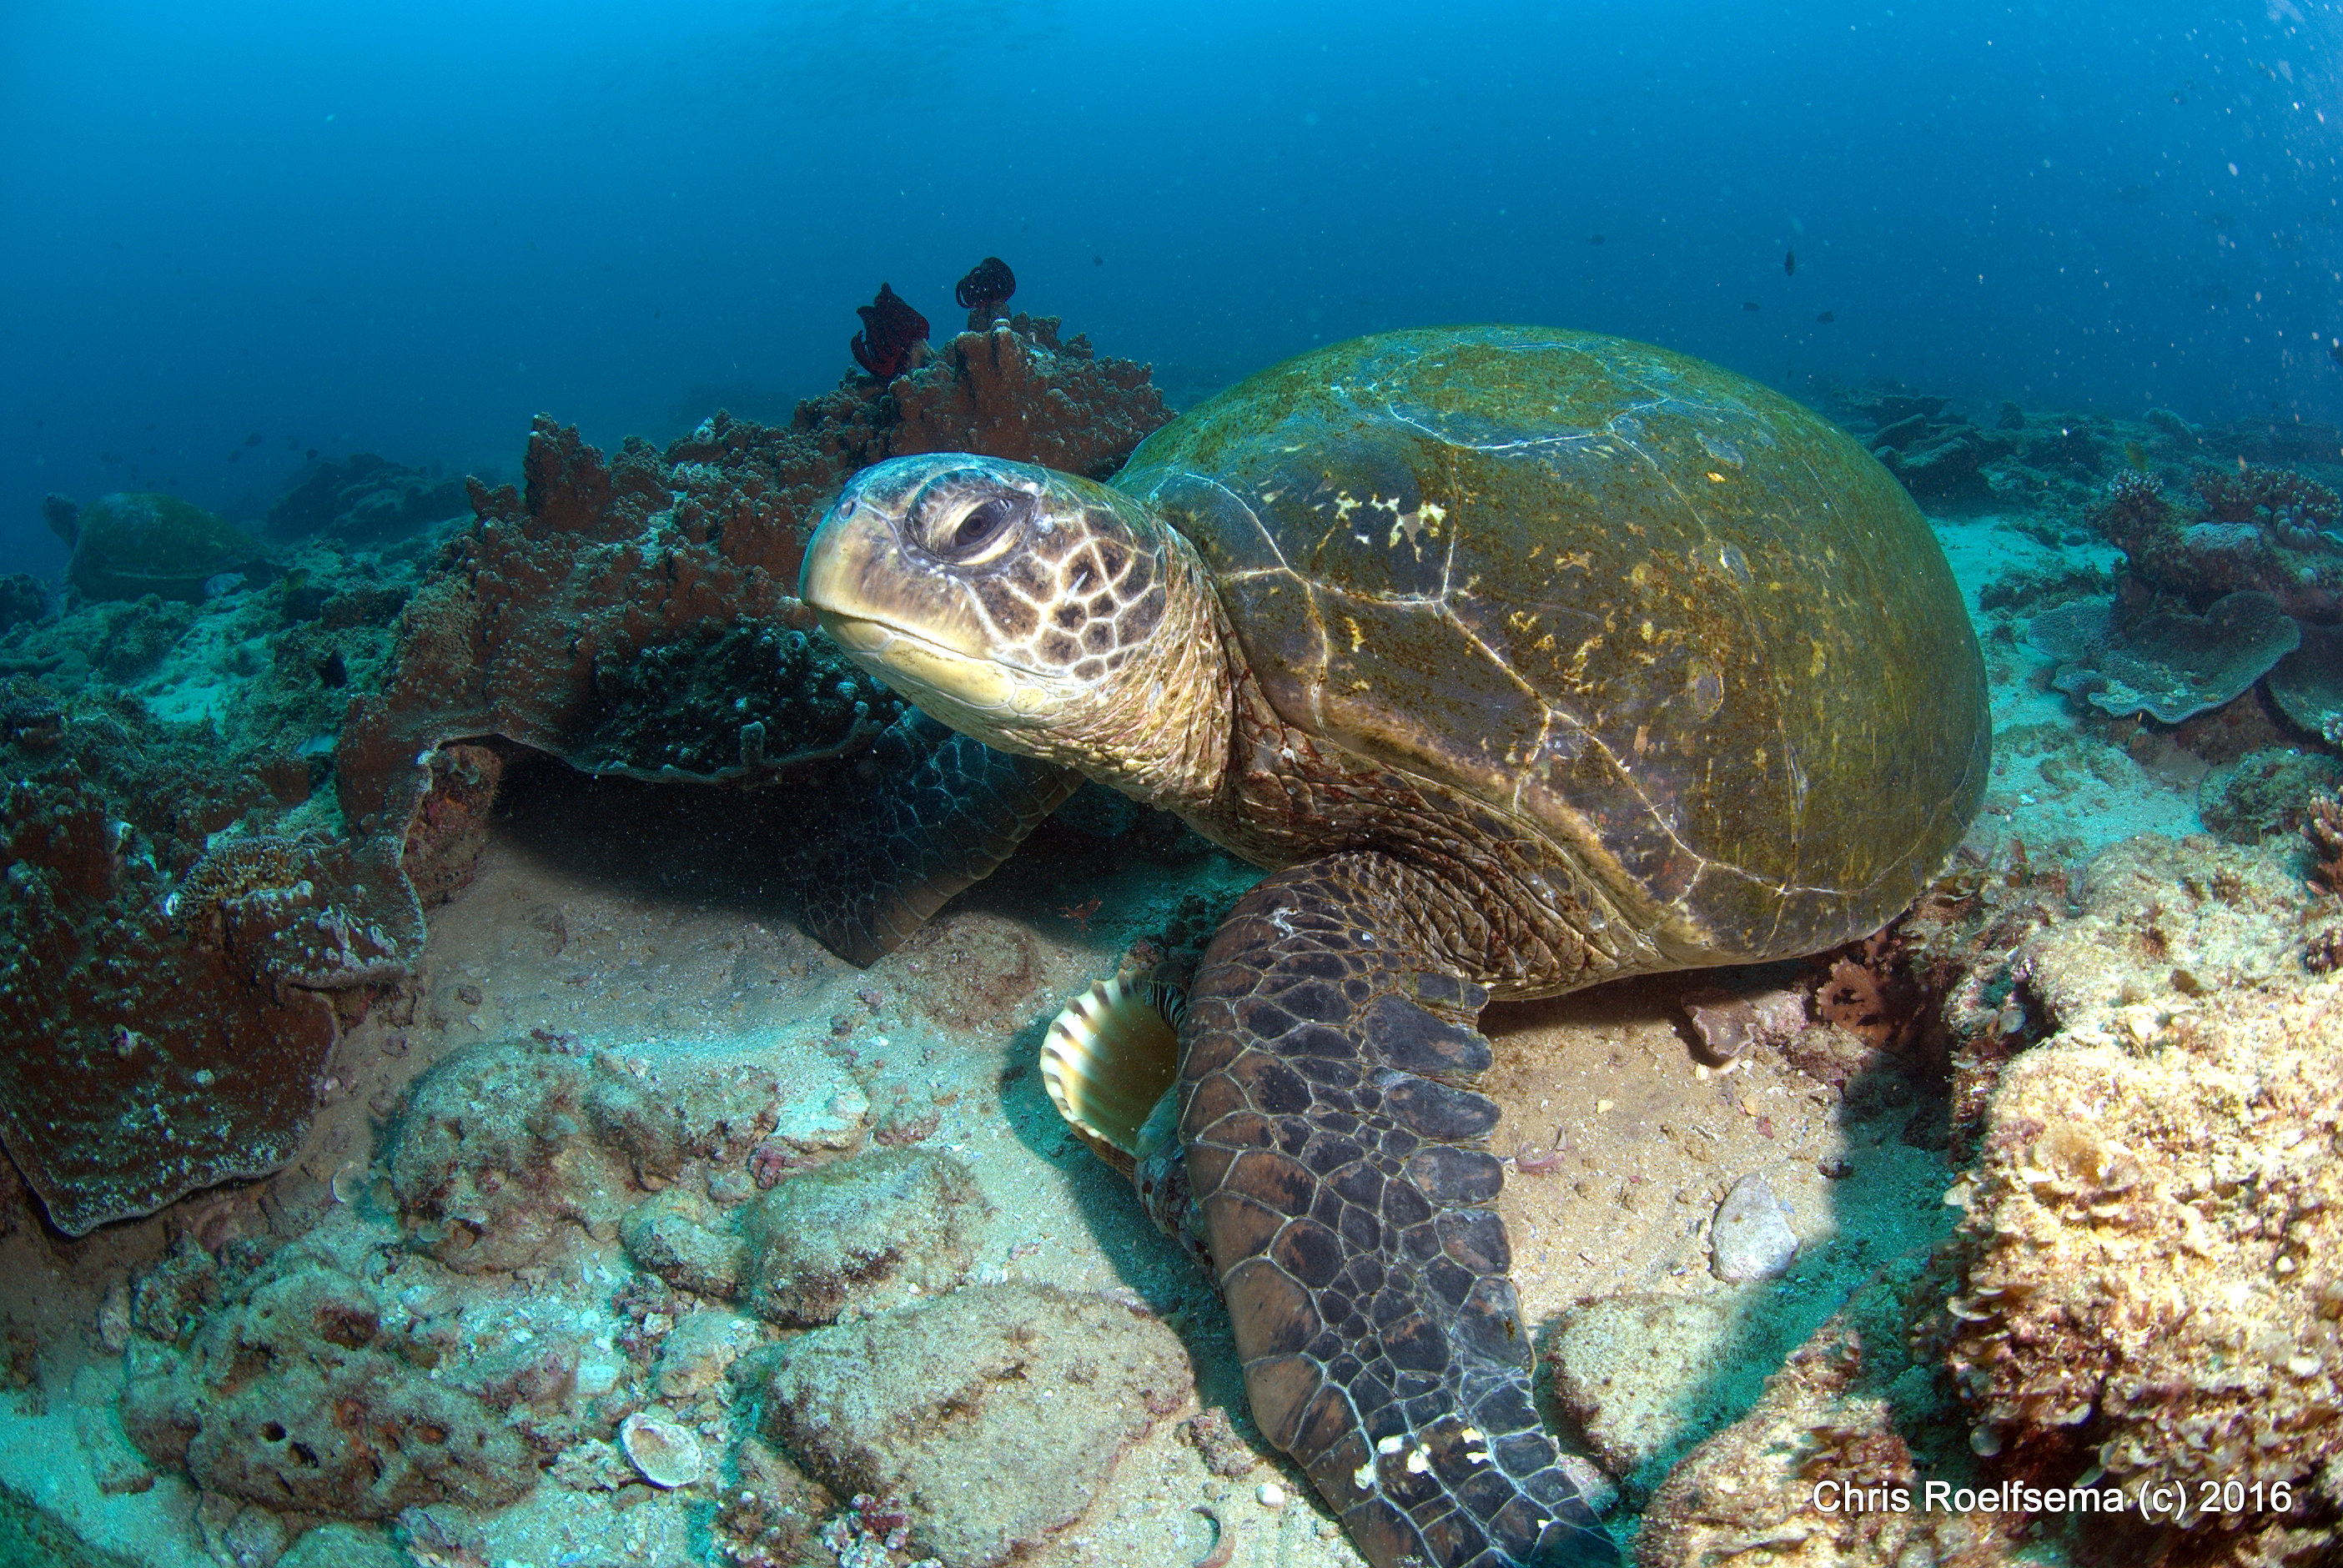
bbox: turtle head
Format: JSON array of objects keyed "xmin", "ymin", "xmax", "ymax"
[{"xmin": 802, "ymin": 454, "xmax": 1229, "ymax": 798}]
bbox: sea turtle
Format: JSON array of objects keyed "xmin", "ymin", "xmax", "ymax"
[
  {"xmin": 45, "ymin": 491, "xmax": 273, "ymax": 602},
  {"xmin": 796, "ymin": 325, "xmax": 1989, "ymax": 1568}
]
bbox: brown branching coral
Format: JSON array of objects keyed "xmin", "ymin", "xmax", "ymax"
[
  {"xmin": 2193, "ymin": 463, "xmax": 2341, "ymax": 552},
  {"xmin": 2305, "ymin": 787, "xmax": 2343, "ymax": 896},
  {"xmin": 2091, "ymin": 467, "xmax": 2170, "ymax": 533}
]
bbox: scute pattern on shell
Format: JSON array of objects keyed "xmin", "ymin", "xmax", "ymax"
[{"xmin": 1114, "ymin": 325, "xmax": 1989, "ymax": 970}]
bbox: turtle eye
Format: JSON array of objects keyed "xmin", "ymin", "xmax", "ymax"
[{"xmin": 917, "ymin": 492, "xmax": 1028, "ymax": 565}]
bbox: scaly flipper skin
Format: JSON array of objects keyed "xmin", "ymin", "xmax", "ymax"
[
  {"xmin": 792, "ymin": 709, "xmax": 1080, "ymax": 967},
  {"xmin": 1183, "ymin": 857, "xmax": 1619, "ymax": 1568}
]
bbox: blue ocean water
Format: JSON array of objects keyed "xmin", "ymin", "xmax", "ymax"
[{"xmin": 2, "ymin": 0, "xmax": 2336, "ymax": 578}]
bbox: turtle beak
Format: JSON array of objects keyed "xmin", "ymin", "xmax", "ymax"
[{"xmin": 800, "ymin": 491, "xmax": 1026, "ymax": 716}]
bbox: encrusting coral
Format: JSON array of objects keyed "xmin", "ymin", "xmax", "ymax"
[{"xmin": 1934, "ymin": 835, "xmax": 2343, "ymax": 1563}]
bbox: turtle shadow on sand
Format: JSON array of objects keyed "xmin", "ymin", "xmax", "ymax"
[{"xmin": 1487, "ymin": 968, "xmax": 1966, "ymax": 1520}]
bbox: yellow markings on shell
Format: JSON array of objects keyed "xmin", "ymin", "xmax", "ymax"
[
  {"xmin": 1639, "ymin": 619, "xmax": 1656, "ymax": 641},
  {"xmin": 1706, "ymin": 470, "xmax": 1727, "ymax": 482},
  {"xmin": 1629, "ymin": 562, "xmax": 1652, "ymax": 587},
  {"xmin": 1344, "ymin": 615, "xmax": 1367, "ymax": 651},
  {"xmin": 1808, "ymin": 639, "xmax": 1828, "ymax": 677},
  {"xmin": 1334, "ymin": 491, "xmax": 1360, "ymax": 520}
]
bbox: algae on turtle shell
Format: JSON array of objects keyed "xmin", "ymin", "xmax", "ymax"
[{"xmin": 54, "ymin": 491, "xmax": 274, "ymax": 603}]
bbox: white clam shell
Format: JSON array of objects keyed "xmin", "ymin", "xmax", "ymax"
[
  {"xmin": 621, "ymin": 1409, "xmax": 705, "ymax": 1489},
  {"xmin": 1040, "ymin": 969, "xmax": 1183, "ymax": 1176}
]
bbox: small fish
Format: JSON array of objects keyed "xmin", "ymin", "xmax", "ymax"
[
  {"xmin": 316, "ymin": 651, "xmax": 348, "ymax": 688},
  {"xmin": 1586, "ymin": 233, "xmax": 1606, "ymax": 245},
  {"xmin": 1815, "ymin": 310, "xmax": 1835, "ymax": 324},
  {"xmin": 2330, "ymin": 339, "xmax": 2343, "ymax": 369},
  {"xmin": 227, "ymin": 449, "xmax": 240, "ymax": 463},
  {"xmin": 1742, "ymin": 300, "xmax": 1761, "ymax": 312},
  {"xmin": 244, "ymin": 431, "xmax": 262, "ymax": 447},
  {"xmin": 283, "ymin": 567, "xmax": 309, "ymax": 592},
  {"xmin": 2123, "ymin": 440, "xmax": 2149, "ymax": 472},
  {"xmin": 1783, "ymin": 249, "xmax": 1797, "ymax": 276}
]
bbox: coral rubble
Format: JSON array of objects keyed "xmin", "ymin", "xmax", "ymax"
[{"xmin": 120, "ymin": 1245, "xmax": 539, "ymax": 1520}]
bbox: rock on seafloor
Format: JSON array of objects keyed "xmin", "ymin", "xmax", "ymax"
[
  {"xmin": 1710, "ymin": 1171, "xmax": 1801, "ymax": 1283},
  {"xmin": 762, "ymin": 1282, "xmax": 1193, "ymax": 1568}
]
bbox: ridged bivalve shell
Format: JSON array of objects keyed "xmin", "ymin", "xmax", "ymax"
[{"xmin": 1039, "ymin": 968, "xmax": 1184, "ymax": 1177}]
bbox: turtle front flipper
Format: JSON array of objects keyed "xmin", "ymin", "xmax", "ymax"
[
  {"xmin": 792, "ymin": 708, "xmax": 1080, "ymax": 967},
  {"xmin": 1183, "ymin": 856, "xmax": 1617, "ymax": 1568}
]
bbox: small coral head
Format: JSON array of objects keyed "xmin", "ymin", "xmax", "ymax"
[
  {"xmin": 800, "ymin": 455, "xmax": 1169, "ymax": 749},
  {"xmin": 851, "ymin": 283, "xmax": 929, "ymax": 379}
]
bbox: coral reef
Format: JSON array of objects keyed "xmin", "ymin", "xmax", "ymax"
[
  {"xmin": 2191, "ymin": 464, "xmax": 2340, "ymax": 553},
  {"xmin": 2024, "ymin": 591, "xmax": 2300, "ymax": 724},
  {"xmin": 2090, "ymin": 465, "xmax": 2343, "ymax": 621},
  {"xmin": 1866, "ymin": 403, "xmax": 2011, "ymax": 511},
  {"xmin": 851, "ymin": 282, "xmax": 930, "ymax": 379},
  {"xmin": 2196, "ymin": 747, "xmax": 2343, "ymax": 844},
  {"xmin": 760, "ymin": 1283, "xmax": 1192, "ymax": 1568},
  {"xmin": 0, "ymin": 676, "xmax": 420, "ymax": 1234},
  {"xmin": 264, "ymin": 454, "xmax": 471, "ymax": 545},
  {"xmin": 338, "ymin": 310, "xmax": 1169, "ymax": 845},
  {"xmin": 48, "ymin": 492, "xmax": 275, "ymax": 603},
  {"xmin": 1936, "ymin": 835, "xmax": 2343, "ymax": 1562},
  {"xmin": 0, "ymin": 573, "xmax": 53, "ymax": 636}
]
